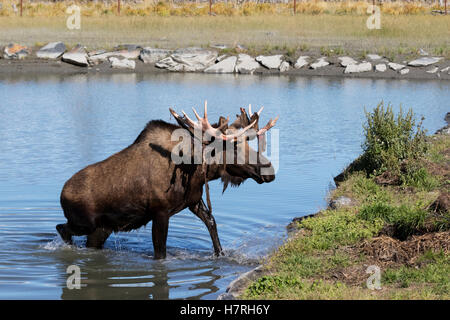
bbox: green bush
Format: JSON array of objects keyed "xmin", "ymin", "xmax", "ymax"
[
  {"xmin": 361, "ymin": 102, "xmax": 427, "ymax": 176},
  {"xmin": 401, "ymin": 166, "xmax": 439, "ymax": 191},
  {"xmin": 246, "ymin": 275, "xmax": 303, "ymax": 297},
  {"xmin": 359, "ymin": 203, "xmax": 429, "ymax": 239}
]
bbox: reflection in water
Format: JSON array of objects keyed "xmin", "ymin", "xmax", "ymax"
[{"xmin": 0, "ymin": 73, "xmax": 448, "ymax": 299}]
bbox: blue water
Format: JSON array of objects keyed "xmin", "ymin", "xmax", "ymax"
[{"xmin": 0, "ymin": 73, "xmax": 448, "ymax": 299}]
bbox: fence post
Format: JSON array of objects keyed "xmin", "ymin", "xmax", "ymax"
[
  {"xmin": 294, "ymin": 0, "xmax": 296, "ymax": 15},
  {"xmin": 209, "ymin": 0, "xmax": 212, "ymax": 15},
  {"xmin": 20, "ymin": 0, "xmax": 23, "ymax": 17},
  {"xmin": 118, "ymin": 0, "xmax": 121, "ymax": 15}
]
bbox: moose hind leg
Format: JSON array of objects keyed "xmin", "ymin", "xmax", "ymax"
[
  {"xmin": 86, "ymin": 228, "xmax": 111, "ymax": 249},
  {"xmin": 189, "ymin": 199, "xmax": 223, "ymax": 256}
]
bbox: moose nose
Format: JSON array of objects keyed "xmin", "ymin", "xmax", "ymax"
[{"xmin": 262, "ymin": 174, "xmax": 275, "ymax": 183}]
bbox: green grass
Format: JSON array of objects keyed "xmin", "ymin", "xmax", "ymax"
[{"xmin": 383, "ymin": 251, "xmax": 450, "ymax": 295}]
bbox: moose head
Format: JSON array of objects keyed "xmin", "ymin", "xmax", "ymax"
[{"xmin": 169, "ymin": 101, "xmax": 278, "ymax": 190}]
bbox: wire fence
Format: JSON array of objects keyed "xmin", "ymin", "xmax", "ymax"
[{"xmin": 1, "ymin": 0, "xmax": 447, "ymax": 16}]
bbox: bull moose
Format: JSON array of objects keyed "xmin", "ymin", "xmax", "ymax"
[{"xmin": 56, "ymin": 102, "xmax": 278, "ymax": 259}]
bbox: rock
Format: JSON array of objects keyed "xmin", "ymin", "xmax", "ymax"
[
  {"xmin": 440, "ymin": 66, "xmax": 450, "ymax": 73},
  {"xmin": 88, "ymin": 49, "xmax": 106, "ymax": 56},
  {"xmin": 375, "ymin": 64, "xmax": 387, "ymax": 72},
  {"xmin": 367, "ymin": 54, "xmax": 382, "ymax": 60},
  {"xmin": 255, "ymin": 55, "xmax": 283, "ymax": 69},
  {"xmin": 210, "ymin": 44, "xmax": 228, "ymax": 50},
  {"xmin": 114, "ymin": 44, "xmax": 142, "ymax": 51},
  {"xmin": 139, "ymin": 47, "xmax": 171, "ymax": 64},
  {"xmin": 287, "ymin": 213, "xmax": 317, "ymax": 232},
  {"xmin": 309, "ymin": 57, "xmax": 329, "ymax": 69},
  {"xmin": 338, "ymin": 56, "xmax": 358, "ymax": 67},
  {"xmin": 36, "ymin": 42, "xmax": 66, "ymax": 59},
  {"xmin": 114, "ymin": 48, "xmax": 141, "ymax": 60},
  {"xmin": 329, "ymin": 196, "xmax": 354, "ymax": 209},
  {"xmin": 62, "ymin": 45, "xmax": 89, "ymax": 67},
  {"xmin": 156, "ymin": 48, "xmax": 218, "ymax": 72},
  {"xmin": 344, "ymin": 62, "xmax": 372, "ymax": 73},
  {"xmin": 388, "ymin": 62, "xmax": 405, "ymax": 71},
  {"xmin": 294, "ymin": 56, "xmax": 309, "ymax": 69},
  {"xmin": 89, "ymin": 52, "xmax": 116, "ymax": 65},
  {"xmin": 426, "ymin": 67, "xmax": 439, "ymax": 74},
  {"xmin": 235, "ymin": 44, "xmax": 248, "ymax": 52},
  {"xmin": 399, "ymin": 68, "xmax": 410, "ymax": 75},
  {"xmin": 234, "ymin": 54, "xmax": 260, "ymax": 74},
  {"xmin": 216, "ymin": 54, "xmax": 227, "ymax": 62},
  {"xmin": 204, "ymin": 56, "xmax": 237, "ymax": 73},
  {"xmin": 279, "ymin": 61, "xmax": 290, "ymax": 72},
  {"xmin": 419, "ymin": 48, "xmax": 429, "ymax": 56},
  {"xmin": 3, "ymin": 43, "xmax": 31, "ymax": 59},
  {"xmin": 445, "ymin": 112, "xmax": 450, "ymax": 124},
  {"xmin": 109, "ymin": 57, "xmax": 135, "ymax": 70},
  {"xmin": 408, "ymin": 57, "xmax": 442, "ymax": 67}
]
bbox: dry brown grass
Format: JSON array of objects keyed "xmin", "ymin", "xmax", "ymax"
[{"xmin": 0, "ymin": 13, "xmax": 449, "ymax": 55}]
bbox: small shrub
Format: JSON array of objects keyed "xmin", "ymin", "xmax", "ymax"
[
  {"xmin": 359, "ymin": 203, "xmax": 429, "ymax": 239},
  {"xmin": 361, "ymin": 102, "xmax": 427, "ymax": 176},
  {"xmin": 246, "ymin": 275, "xmax": 303, "ymax": 297}
]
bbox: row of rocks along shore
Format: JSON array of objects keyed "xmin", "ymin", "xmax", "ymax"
[{"xmin": 1, "ymin": 42, "xmax": 450, "ymax": 79}]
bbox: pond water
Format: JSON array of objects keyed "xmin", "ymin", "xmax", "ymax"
[{"xmin": 0, "ymin": 73, "xmax": 448, "ymax": 299}]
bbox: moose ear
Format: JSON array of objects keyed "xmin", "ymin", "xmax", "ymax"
[{"xmin": 217, "ymin": 116, "xmax": 229, "ymax": 133}]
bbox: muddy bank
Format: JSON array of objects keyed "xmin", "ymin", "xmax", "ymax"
[{"xmin": 1, "ymin": 57, "xmax": 449, "ymax": 81}]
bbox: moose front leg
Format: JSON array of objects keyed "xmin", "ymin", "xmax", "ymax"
[
  {"xmin": 189, "ymin": 199, "xmax": 223, "ymax": 257},
  {"xmin": 152, "ymin": 212, "xmax": 169, "ymax": 259}
]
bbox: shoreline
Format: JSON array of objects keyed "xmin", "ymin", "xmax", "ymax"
[
  {"xmin": 219, "ymin": 121, "xmax": 450, "ymax": 300},
  {"xmin": 1, "ymin": 57, "xmax": 450, "ymax": 81}
]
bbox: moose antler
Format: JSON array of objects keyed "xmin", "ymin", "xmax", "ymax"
[
  {"xmin": 240, "ymin": 104, "xmax": 278, "ymax": 136},
  {"xmin": 170, "ymin": 101, "xmax": 256, "ymax": 141}
]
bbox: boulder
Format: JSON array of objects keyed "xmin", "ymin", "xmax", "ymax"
[
  {"xmin": 408, "ymin": 57, "xmax": 442, "ymax": 67},
  {"xmin": 3, "ymin": 43, "xmax": 31, "ymax": 59},
  {"xmin": 216, "ymin": 54, "xmax": 227, "ymax": 62},
  {"xmin": 367, "ymin": 54, "xmax": 382, "ymax": 60},
  {"xmin": 279, "ymin": 61, "xmax": 290, "ymax": 72},
  {"xmin": 234, "ymin": 54, "xmax": 260, "ymax": 74},
  {"xmin": 388, "ymin": 62, "xmax": 405, "ymax": 71},
  {"xmin": 36, "ymin": 42, "xmax": 66, "ymax": 59},
  {"xmin": 109, "ymin": 57, "xmax": 135, "ymax": 70},
  {"xmin": 338, "ymin": 56, "xmax": 358, "ymax": 67},
  {"xmin": 210, "ymin": 44, "xmax": 228, "ymax": 50},
  {"xmin": 418, "ymin": 48, "xmax": 429, "ymax": 56},
  {"xmin": 204, "ymin": 56, "xmax": 237, "ymax": 73},
  {"xmin": 140, "ymin": 47, "xmax": 172, "ymax": 64},
  {"xmin": 426, "ymin": 67, "xmax": 439, "ymax": 74},
  {"xmin": 62, "ymin": 45, "xmax": 89, "ymax": 67},
  {"xmin": 89, "ymin": 48, "xmax": 142, "ymax": 65},
  {"xmin": 375, "ymin": 64, "xmax": 387, "ymax": 72},
  {"xmin": 440, "ymin": 66, "xmax": 450, "ymax": 73},
  {"xmin": 309, "ymin": 57, "xmax": 329, "ymax": 69},
  {"xmin": 399, "ymin": 68, "xmax": 410, "ymax": 75},
  {"xmin": 294, "ymin": 56, "xmax": 309, "ymax": 69},
  {"xmin": 344, "ymin": 62, "xmax": 372, "ymax": 73},
  {"xmin": 255, "ymin": 55, "xmax": 283, "ymax": 69},
  {"xmin": 156, "ymin": 48, "xmax": 218, "ymax": 72},
  {"xmin": 329, "ymin": 196, "xmax": 354, "ymax": 209}
]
